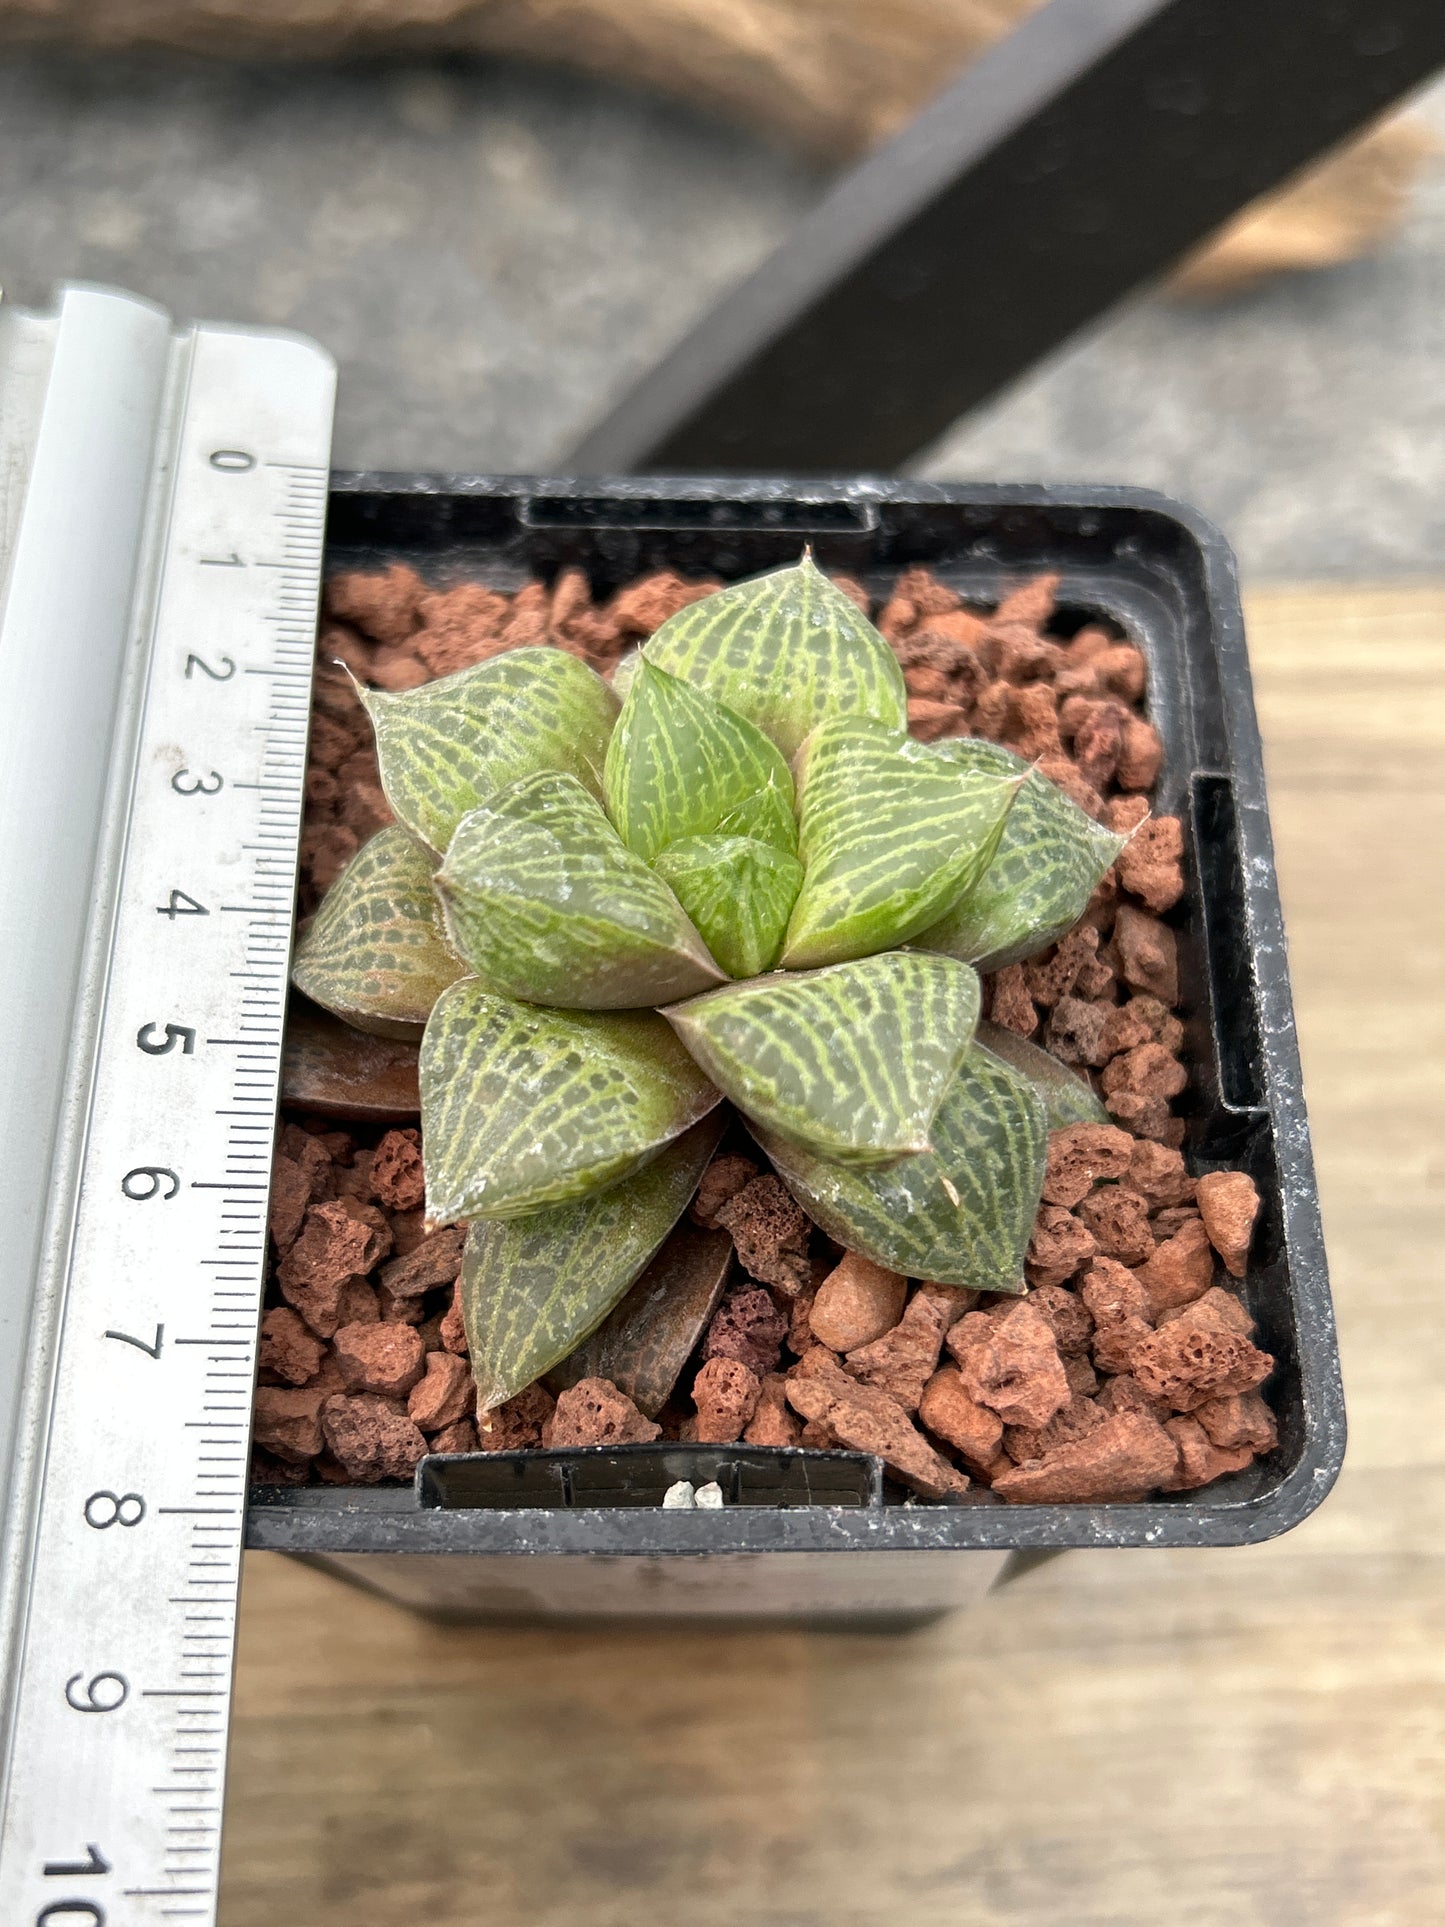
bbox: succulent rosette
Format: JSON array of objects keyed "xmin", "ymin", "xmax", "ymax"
[{"xmin": 294, "ymin": 556, "xmax": 1128, "ymax": 1411}]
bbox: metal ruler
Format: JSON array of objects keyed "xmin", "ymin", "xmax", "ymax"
[{"xmin": 0, "ymin": 285, "xmax": 334, "ymax": 1925}]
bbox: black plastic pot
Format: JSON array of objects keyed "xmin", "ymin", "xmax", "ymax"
[{"xmin": 249, "ymin": 477, "xmax": 1344, "ymax": 1623}]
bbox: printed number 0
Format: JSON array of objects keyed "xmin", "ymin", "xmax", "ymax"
[
  {"xmin": 120, "ymin": 1168, "xmax": 178, "ymax": 1201},
  {"xmin": 83, "ymin": 1492, "xmax": 145, "ymax": 1530},
  {"xmin": 64, "ymin": 1673, "xmax": 128, "ymax": 1714},
  {"xmin": 209, "ymin": 449, "xmax": 255, "ymax": 472}
]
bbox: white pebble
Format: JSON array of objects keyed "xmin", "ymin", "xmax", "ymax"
[
  {"xmin": 694, "ymin": 1481, "xmax": 725, "ymax": 1509},
  {"xmin": 662, "ymin": 1480, "xmax": 696, "ymax": 1508}
]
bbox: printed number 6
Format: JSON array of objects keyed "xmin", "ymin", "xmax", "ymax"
[
  {"xmin": 64, "ymin": 1673, "xmax": 128, "ymax": 1714},
  {"xmin": 121, "ymin": 1168, "xmax": 178, "ymax": 1201}
]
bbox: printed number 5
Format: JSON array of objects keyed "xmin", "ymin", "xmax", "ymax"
[{"xmin": 136, "ymin": 1023, "xmax": 194, "ymax": 1056}]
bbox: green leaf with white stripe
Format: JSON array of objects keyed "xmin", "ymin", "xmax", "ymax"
[
  {"xmin": 665, "ymin": 952, "xmax": 980, "ymax": 1167},
  {"xmin": 781, "ymin": 718, "xmax": 1022, "ymax": 969},
  {"xmin": 420, "ymin": 979, "xmax": 722, "ymax": 1222},
  {"xmin": 460, "ymin": 1113, "xmax": 724, "ymax": 1412},
  {"xmin": 291, "ymin": 825, "xmax": 466, "ymax": 1039},
  {"xmin": 913, "ymin": 739, "xmax": 1128, "ymax": 969},
  {"xmin": 644, "ymin": 553, "xmax": 906, "ymax": 760},
  {"xmin": 973, "ymin": 1020, "xmax": 1110, "ymax": 1128},
  {"xmin": 435, "ymin": 772, "xmax": 724, "ymax": 1008},
  {"xmin": 753, "ymin": 1042, "xmax": 1048, "ymax": 1292},
  {"xmin": 604, "ymin": 658, "xmax": 796, "ymax": 862},
  {"xmin": 357, "ymin": 648, "xmax": 619, "ymax": 854},
  {"xmin": 716, "ymin": 782, "xmax": 798, "ymax": 853},
  {"xmin": 651, "ymin": 834, "xmax": 803, "ymax": 980}
]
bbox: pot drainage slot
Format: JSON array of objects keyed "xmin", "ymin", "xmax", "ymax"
[
  {"xmin": 418, "ymin": 1445, "xmax": 881, "ymax": 1510},
  {"xmin": 1190, "ymin": 773, "xmax": 1267, "ymax": 1113},
  {"xmin": 520, "ymin": 494, "xmax": 877, "ymax": 534}
]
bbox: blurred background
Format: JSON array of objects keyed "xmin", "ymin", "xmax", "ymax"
[{"xmin": 4, "ymin": 5, "xmax": 1442, "ymax": 1923}]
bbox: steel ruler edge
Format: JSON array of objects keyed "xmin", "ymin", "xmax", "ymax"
[{"xmin": 0, "ymin": 283, "xmax": 335, "ymax": 1925}]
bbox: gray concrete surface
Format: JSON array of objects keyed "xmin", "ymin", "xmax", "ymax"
[{"xmin": 2, "ymin": 49, "xmax": 1443, "ymax": 580}]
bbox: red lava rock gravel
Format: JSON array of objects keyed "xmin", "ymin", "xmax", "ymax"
[{"xmin": 252, "ymin": 565, "xmax": 1277, "ymax": 1507}]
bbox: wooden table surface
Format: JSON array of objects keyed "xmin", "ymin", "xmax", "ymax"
[{"xmin": 218, "ymin": 584, "xmax": 1445, "ymax": 1927}]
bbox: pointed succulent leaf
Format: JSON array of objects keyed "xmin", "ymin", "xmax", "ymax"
[
  {"xmin": 781, "ymin": 718, "xmax": 1022, "ymax": 969},
  {"xmin": 914, "ymin": 739, "xmax": 1129, "ymax": 969},
  {"xmin": 651, "ymin": 834, "xmax": 803, "ymax": 980},
  {"xmin": 357, "ymin": 647, "xmax": 619, "ymax": 854},
  {"xmin": 604, "ymin": 658, "xmax": 795, "ymax": 862},
  {"xmin": 973, "ymin": 1020, "xmax": 1111, "ymax": 1128},
  {"xmin": 665, "ymin": 951, "xmax": 981, "ymax": 1167},
  {"xmin": 715, "ymin": 782, "xmax": 798, "ymax": 855},
  {"xmin": 644, "ymin": 552, "xmax": 906, "ymax": 759},
  {"xmin": 435, "ymin": 772, "xmax": 724, "ymax": 1008},
  {"xmin": 753, "ymin": 1043, "xmax": 1048, "ymax": 1292},
  {"xmin": 290, "ymin": 825, "xmax": 466, "ymax": 1039},
  {"xmin": 460, "ymin": 1114, "xmax": 725, "ymax": 1412},
  {"xmin": 547, "ymin": 1220, "xmax": 734, "ymax": 1417},
  {"xmin": 419, "ymin": 979, "xmax": 722, "ymax": 1222}
]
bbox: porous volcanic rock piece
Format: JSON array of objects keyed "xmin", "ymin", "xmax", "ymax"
[
  {"xmin": 412, "ymin": 583, "xmax": 512, "ymax": 675},
  {"xmin": 477, "ymin": 1383, "xmax": 555, "ymax": 1451},
  {"xmin": 1114, "ymin": 905, "xmax": 1179, "ymax": 1006},
  {"xmin": 908, "ymin": 698, "xmax": 968, "ymax": 741},
  {"xmin": 276, "ymin": 1198, "xmax": 393, "ymax": 1338},
  {"xmin": 1042, "ymin": 1123, "xmax": 1135, "ymax": 1209},
  {"xmin": 1135, "ymin": 1217, "xmax": 1216, "ymax": 1317},
  {"xmin": 335, "ymin": 1279, "xmax": 380, "ymax": 1327},
  {"xmin": 269, "ymin": 1153, "xmax": 321, "ymax": 1251},
  {"xmin": 947, "ymin": 1302, "xmax": 1070, "ymax": 1429},
  {"xmin": 1004, "ymin": 1391, "xmax": 1107, "ymax": 1466},
  {"xmin": 326, "ymin": 562, "xmax": 424, "ymax": 648},
  {"xmin": 690, "ymin": 1154, "xmax": 760, "ymax": 1229},
  {"xmin": 1073, "ymin": 699, "xmax": 1128, "ymax": 790},
  {"xmin": 379, "ymin": 1226, "xmax": 466, "ymax": 1301},
  {"xmin": 918, "ymin": 1366, "xmax": 1004, "ymax": 1468},
  {"xmin": 1195, "ymin": 1390, "xmax": 1279, "ymax": 1454},
  {"xmin": 1151, "ymin": 1206, "xmax": 1201, "ymax": 1241},
  {"xmin": 333, "ymin": 1321, "xmax": 426, "ymax": 1399},
  {"xmin": 809, "ymin": 1252, "xmax": 908, "ymax": 1352},
  {"xmin": 1079, "ymin": 1257, "xmax": 1153, "ymax": 1376},
  {"xmin": 1102, "ymin": 1044, "xmax": 1188, "ymax": 1120},
  {"xmin": 249, "ymin": 1448, "xmax": 310, "ymax": 1488},
  {"xmin": 744, "ymin": 1373, "xmax": 802, "ymax": 1447},
  {"xmin": 1116, "ymin": 715, "xmax": 1165, "ymax": 792},
  {"xmin": 1063, "ymin": 1353, "xmax": 1100, "ymax": 1396},
  {"xmin": 1131, "ymin": 1299, "xmax": 1273, "ymax": 1413},
  {"xmin": 321, "ymin": 1394, "xmax": 428, "ymax": 1484},
  {"xmin": 1026, "ymin": 1205, "xmax": 1098, "ymax": 1288},
  {"xmin": 1128, "ymin": 1139, "xmax": 1196, "ymax": 1209},
  {"xmin": 1195, "ymin": 1171, "xmax": 1261, "ymax": 1278},
  {"xmin": 370, "ymin": 1128, "xmax": 425, "ymax": 1211},
  {"xmin": 692, "ymin": 1356, "xmax": 762, "ymax": 1444},
  {"xmin": 784, "ymin": 1351, "xmax": 966, "ymax": 1499},
  {"xmin": 378, "ymin": 1285, "xmax": 426, "ymax": 1326},
  {"xmin": 991, "ymin": 1407, "xmax": 1179, "ymax": 1504},
  {"xmin": 407, "ymin": 1351, "xmax": 475, "ymax": 1433},
  {"xmin": 845, "ymin": 1287, "xmax": 951, "ymax": 1412},
  {"xmin": 702, "ymin": 1286, "xmax": 789, "ymax": 1377},
  {"xmin": 1025, "ymin": 1282, "xmax": 1094, "ymax": 1356},
  {"xmin": 431, "ymin": 1420, "xmax": 480, "ymax": 1456},
  {"xmin": 1155, "ymin": 1286, "xmax": 1254, "ymax": 1336},
  {"xmin": 1043, "ymin": 996, "xmax": 1111, "ymax": 1068},
  {"xmin": 1113, "ymin": 811, "xmax": 1186, "ymax": 914},
  {"xmin": 542, "ymin": 1378, "xmax": 661, "ymax": 1448},
  {"xmin": 787, "ymin": 1286, "xmax": 819, "ymax": 1358},
  {"xmin": 440, "ymin": 1282, "xmax": 468, "ymax": 1356},
  {"xmin": 1162, "ymin": 1415, "xmax": 1256, "ymax": 1490},
  {"xmin": 388, "ymin": 1209, "xmax": 428, "ymax": 1257},
  {"xmin": 1100, "ymin": 994, "xmax": 1184, "ymax": 1059},
  {"xmin": 1023, "ymin": 928, "xmax": 1103, "ymax": 1009},
  {"xmin": 989, "ymin": 964, "xmax": 1038, "ymax": 1037},
  {"xmin": 252, "ymin": 1385, "xmax": 327, "ymax": 1464},
  {"xmin": 259, "ymin": 1307, "xmax": 326, "ymax": 1387},
  {"xmin": 714, "ymin": 1175, "xmax": 812, "ymax": 1296},
  {"xmin": 1076, "ymin": 1185, "xmax": 1156, "ymax": 1267},
  {"xmin": 1096, "ymin": 1373, "xmax": 1171, "ymax": 1422}
]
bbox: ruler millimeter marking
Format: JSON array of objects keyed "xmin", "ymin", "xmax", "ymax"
[{"xmin": 0, "ymin": 293, "xmax": 334, "ymax": 1925}]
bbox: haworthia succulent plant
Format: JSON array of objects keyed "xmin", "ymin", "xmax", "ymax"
[
  {"xmin": 715, "ymin": 782, "xmax": 798, "ymax": 852},
  {"xmin": 604, "ymin": 658, "xmax": 796, "ymax": 863},
  {"xmin": 651, "ymin": 833, "xmax": 804, "ymax": 980},
  {"xmin": 459, "ymin": 1113, "xmax": 724, "ymax": 1412},
  {"xmin": 644, "ymin": 553, "xmax": 906, "ymax": 760},
  {"xmin": 435, "ymin": 772, "xmax": 724, "ymax": 1008},
  {"xmin": 754, "ymin": 1043, "xmax": 1048, "ymax": 1291},
  {"xmin": 419, "ymin": 980, "xmax": 722, "ymax": 1223},
  {"xmin": 972, "ymin": 1020, "xmax": 1111, "ymax": 1129},
  {"xmin": 914, "ymin": 739, "xmax": 1129, "ymax": 970},
  {"xmin": 781, "ymin": 718, "xmax": 1022, "ymax": 969},
  {"xmin": 664, "ymin": 952, "xmax": 981, "ymax": 1167},
  {"xmin": 356, "ymin": 647, "xmax": 619, "ymax": 854},
  {"xmin": 291, "ymin": 825, "xmax": 467, "ymax": 1038}
]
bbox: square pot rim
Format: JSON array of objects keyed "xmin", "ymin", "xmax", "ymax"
[{"xmin": 248, "ymin": 475, "xmax": 1345, "ymax": 1558}]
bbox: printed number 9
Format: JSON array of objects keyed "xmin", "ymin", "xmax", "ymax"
[
  {"xmin": 120, "ymin": 1168, "xmax": 178, "ymax": 1201},
  {"xmin": 64, "ymin": 1673, "xmax": 128, "ymax": 1714}
]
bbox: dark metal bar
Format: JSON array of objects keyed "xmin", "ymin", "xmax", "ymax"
[{"xmin": 569, "ymin": 0, "xmax": 1445, "ymax": 473}]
